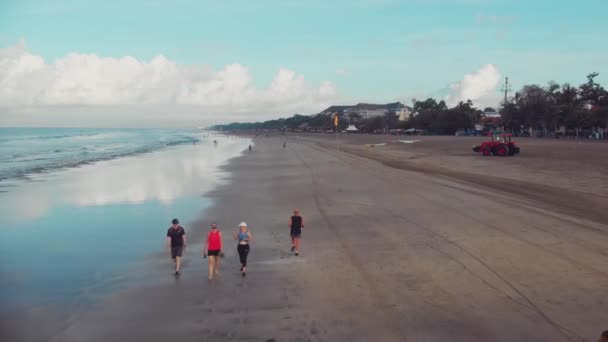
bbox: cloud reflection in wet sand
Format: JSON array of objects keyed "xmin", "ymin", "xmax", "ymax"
[{"xmin": 0, "ymin": 138, "xmax": 248, "ymax": 223}]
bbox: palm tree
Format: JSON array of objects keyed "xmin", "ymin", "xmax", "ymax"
[
  {"xmin": 384, "ymin": 111, "xmax": 398, "ymax": 131},
  {"xmin": 554, "ymin": 84, "xmax": 578, "ymax": 132}
]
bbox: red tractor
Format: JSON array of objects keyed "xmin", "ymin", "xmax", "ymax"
[{"xmin": 472, "ymin": 133, "xmax": 520, "ymax": 156}]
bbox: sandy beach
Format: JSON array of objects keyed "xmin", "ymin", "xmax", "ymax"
[{"xmin": 4, "ymin": 134, "xmax": 607, "ymax": 342}]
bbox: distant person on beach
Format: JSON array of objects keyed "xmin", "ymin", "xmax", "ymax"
[
  {"xmin": 166, "ymin": 218, "xmax": 186, "ymax": 277},
  {"xmin": 599, "ymin": 330, "xmax": 608, "ymax": 342},
  {"xmin": 204, "ymin": 223, "xmax": 223, "ymax": 280},
  {"xmin": 233, "ymin": 222, "xmax": 252, "ymax": 277},
  {"xmin": 249, "ymin": 144, "xmax": 252, "ymax": 152},
  {"xmin": 289, "ymin": 209, "xmax": 304, "ymax": 256},
  {"xmin": 283, "ymin": 141, "xmax": 286, "ymax": 148}
]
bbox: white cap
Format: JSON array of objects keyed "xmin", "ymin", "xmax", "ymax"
[{"xmin": 239, "ymin": 221, "xmax": 247, "ymax": 227}]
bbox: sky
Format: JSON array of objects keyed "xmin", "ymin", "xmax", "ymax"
[{"xmin": 1, "ymin": 0, "xmax": 607, "ymax": 127}]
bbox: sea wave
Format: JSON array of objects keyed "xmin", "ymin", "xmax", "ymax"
[
  {"xmin": 0, "ymin": 129, "xmax": 201, "ymax": 182},
  {"xmin": 0, "ymin": 132, "xmax": 122, "ymax": 143}
]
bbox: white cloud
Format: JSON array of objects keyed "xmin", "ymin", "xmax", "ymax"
[
  {"xmin": 0, "ymin": 42, "xmax": 338, "ymax": 125},
  {"xmin": 335, "ymin": 69, "xmax": 347, "ymax": 76},
  {"xmin": 444, "ymin": 64, "xmax": 501, "ymax": 108}
]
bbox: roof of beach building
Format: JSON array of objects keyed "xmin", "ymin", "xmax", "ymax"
[
  {"xmin": 482, "ymin": 110, "xmax": 501, "ymax": 118},
  {"xmin": 320, "ymin": 105, "xmax": 352, "ymax": 114},
  {"xmin": 354, "ymin": 102, "xmax": 405, "ymax": 110},
  {"xmin": 320, "ymin": 102, "xmax": 406, "ymax": 114}
]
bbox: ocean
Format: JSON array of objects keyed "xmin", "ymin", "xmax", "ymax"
[
  {"xmin": 0, "ymin": 128, "xmax": 249, "ymax": 311},
  {"xmin": 0, "ymin": 128, "xmax": 202, "ymax": 185}
]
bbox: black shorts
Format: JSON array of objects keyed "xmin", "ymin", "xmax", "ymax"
[
  {"xmin": 171, "ymin": 246, "xmax": 183, "ymax": 258},
  {"xmin": 290, "ymin": 228, "xmax": 302, "ymax": 238},
  {"xmin": 207, "ymin": 249, "xmax": 220, "ymax": 256}
]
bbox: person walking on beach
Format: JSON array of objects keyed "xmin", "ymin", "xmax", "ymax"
[
  {"xmin": 233, "ymin": 222, "xmax": 252, "ymax": 277},
  {"xmin": 283, "ymin": 141, "xmax": 286, "ymax": 148},
  {"xmin": 166, "ymin": 218, "xmax": 186, "ymax": 277},
  {"xmin": 204, "ymin": 223, "xmax": 223, "ymax": 280},
  {"xmin": 289, "ymin": 209, "xmax": 304, "ymax": 256}
]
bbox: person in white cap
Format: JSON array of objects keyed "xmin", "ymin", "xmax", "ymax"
[{"xmin": 233, "ymin": 222, "xmax": 252, "ymax": 277}]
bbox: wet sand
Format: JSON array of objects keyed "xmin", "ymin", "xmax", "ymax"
[{"xmin": 5, "ymin": 135, "xmax": 607, "ymax": 341}]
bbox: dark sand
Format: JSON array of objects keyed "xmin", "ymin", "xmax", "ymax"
[{"xmin": 4, "ymin": 135, "xmax": 607, "ymax": 341}]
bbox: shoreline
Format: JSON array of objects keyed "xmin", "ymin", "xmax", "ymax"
[{"xmin": 0, "ymin": 135, "xmax": 251, "ymax": 341}]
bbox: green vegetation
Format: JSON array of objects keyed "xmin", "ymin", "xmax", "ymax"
[
  {"xmin": 213, "ymin": 113, "xmax": 334, "ymax": 132},
  {"xmin": 213, "ymin": 73, "xmax": 607, "ymax": 136},
  {"xmin": 406, "ymin": 99, "xmax": 481, "ymax": 135},
  {"xmin": 502, "ymin": 73, "xmax": 608, "ymax": 135}
]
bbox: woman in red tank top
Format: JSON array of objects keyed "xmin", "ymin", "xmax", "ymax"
[{"xmin": 204, "ymin": 223, "xmax": 223, "ymax": 280}]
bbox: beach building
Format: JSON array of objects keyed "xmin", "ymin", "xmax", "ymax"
[
  {"xmin": 398, "ymin": 106, "xmax": 413, "ymax": 121},
  {"xmin": 320, "ymin": 102, "xmax": 406, "ymax": 120},
  {"xmin": 319, "ymin": 105, "xmax": 352, "ymax": 116},
  {"xmin": 482, "ymin": 109, "xmax": 501, "ymax": 118},
  {"xmin": 347, "ymin": 102, "xmax": 405, "ymax": 119}
]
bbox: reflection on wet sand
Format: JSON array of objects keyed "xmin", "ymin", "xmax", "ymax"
[
  {"xmin": 0, "ymin": 139, "xmax": 247, "ymax": 223},
  {"xmin": 0, "ymin": 137, "xmax": 249, "ymax": 313}
]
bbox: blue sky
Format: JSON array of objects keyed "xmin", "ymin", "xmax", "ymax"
[{"xmin": 1, "ymin": 0, "xmax": 607, "ymax": 126}]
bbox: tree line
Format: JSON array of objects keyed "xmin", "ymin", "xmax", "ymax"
[
  {"xmin": 502, "ymin": 73, "xmax": 607, "ymax": 135},
  {"xmin": 213, "ymin": 113, "xmax": 334, "ymax": 132},
  {"xmin": 213, "ymin": 73, "xmax": 607, "ymax": 136},
  {"xmin": 213, "ymin": 102, "xmax": 482, "ymax": 135}
]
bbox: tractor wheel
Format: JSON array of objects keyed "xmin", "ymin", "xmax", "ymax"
[
  {"xmin": 495, "ymin": 144, "xmax": 508, "ymax": 156},
  {"xmin": 482, "ymin": 147, "xmax": 492, "ymax": 156}
]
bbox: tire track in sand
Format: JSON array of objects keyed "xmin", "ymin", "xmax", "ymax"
[
  {"xmin": 289, "ymin": 141, "xmax": 406, "ymax": 341},
  {"xmin": 297, "ymin": 139, "xmax": 585, "ymax": 342},
  {"xmin": 305, "ymin": 140, "xmax": 608, "ymax": 279}
]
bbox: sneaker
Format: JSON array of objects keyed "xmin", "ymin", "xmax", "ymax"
[
  {"xmin": 295, "ymin": 252, "xmax": 299, "ymax": 256},
  {"xmin": 242, "ymin": 272, "xmax": 246, "ymax": 277},
  {"xmin": 174, "ymin": 271, "xmax": 180, "ymax": 277}
]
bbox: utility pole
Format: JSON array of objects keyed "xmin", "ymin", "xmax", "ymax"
[
  {"xmin": 499, "ymin": 76, "xmax": 512, "ymax": 134},
  {"xmin": 501, "ymin": 77, "xmax": 512, "ymax": 105}
]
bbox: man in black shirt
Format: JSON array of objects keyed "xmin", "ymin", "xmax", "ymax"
[{"xmin": 166, "ymin": 218, "xmax": 186, "ymax": 276}]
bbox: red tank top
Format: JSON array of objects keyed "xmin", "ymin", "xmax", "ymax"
[{"xmin": 208, "ymin": 230, "xmax": 221, "ymax": 250}]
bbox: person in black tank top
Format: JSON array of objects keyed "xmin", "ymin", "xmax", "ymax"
[{"xmin": 289, "ymin": 209, "xmax": 304, "ymax": 255}]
